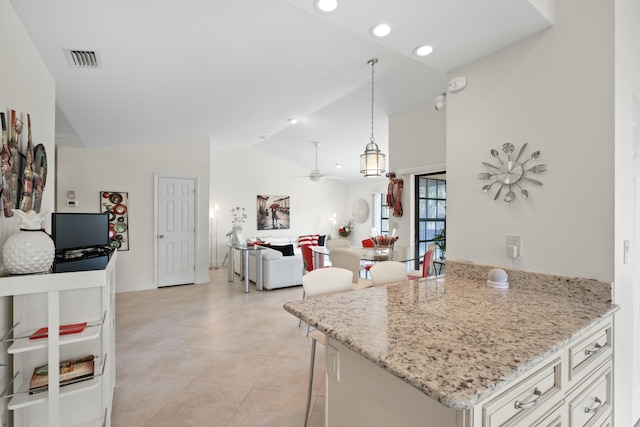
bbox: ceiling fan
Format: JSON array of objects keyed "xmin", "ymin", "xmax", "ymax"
[{"xmin": 295, "ymin": 141, "xmax": 340, "ymax": 182}]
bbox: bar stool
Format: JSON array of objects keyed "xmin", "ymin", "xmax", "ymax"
[{"xmin": 302, "ymin": 267, "xmax": 352, "ymax": 426}]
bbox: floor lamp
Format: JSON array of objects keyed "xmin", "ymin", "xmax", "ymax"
[{"xmin": 210, "ymin": 204, "xmax": 220, "ymax": 269}]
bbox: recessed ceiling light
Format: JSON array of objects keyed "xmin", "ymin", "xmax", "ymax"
[
  {"xmin": 288, "ymin": 118, "xmax": 298, "ymax": 125},
  {"xmin": 335, "ymin": 163, "xmax": 343, "ymax": 169},
  {"xmin": 315, "ymin": 0, "xmax": 338, "ymax": 13},
  {"xmin": 371, "ymin": 23, "xmax": 391, "ymax": 38},
  {"xmin": 414, "ymin": 45, "xmax": 434, "ymax": 57}
]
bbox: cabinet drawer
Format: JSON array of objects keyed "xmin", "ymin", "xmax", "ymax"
[
  {"xmin": 483, "ymin": 358, "xmax": 562, "ymax": 427},
  {"xmin": 568, "ymin": 362, "xmax": 611, "ymax": 427},
  {"xmin": 567, "ymin": 322, "xmax": 611, "ymax": 388},
  {"xmin": 597, "ymin": 416, "xmax": 611, "ymax": 427},
  {"xmin": 534, "ymin": 404, "xmax": 567, "ymax": 427}
]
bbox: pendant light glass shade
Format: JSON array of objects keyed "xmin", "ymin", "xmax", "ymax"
[
  {"xmin": 360, "ymin": 141, "xmax": 385, "ymax": 177},
  {"xmin": 361, "ymin": 58, "xmax": 386, "ymax": 177}
]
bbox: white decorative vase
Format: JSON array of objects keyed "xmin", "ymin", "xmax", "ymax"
[
  {"xmin": 3, "ymin": 210, "xmax": 55, "ymax": 274},
  {"xmin": 231, "ymin": 226, "xmax": 243, "ymax": 244}
]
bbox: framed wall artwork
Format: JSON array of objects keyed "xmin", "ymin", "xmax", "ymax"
[
  {"xmin": 257, "ymin": 195, "xmax": 290, "ymax": 230},
  {"xmin": 100, "ymin": 191, "xmax": 129, "ymax": 250}
]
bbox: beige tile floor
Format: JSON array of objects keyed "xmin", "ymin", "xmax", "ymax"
[{"xmin": 112, "ymin": 267, "xmax": 325, "ymax": 427}]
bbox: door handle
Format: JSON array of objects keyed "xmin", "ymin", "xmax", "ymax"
[{"xmin": 158, "ymin": 234, "xmax": 164, "ymax": 239}]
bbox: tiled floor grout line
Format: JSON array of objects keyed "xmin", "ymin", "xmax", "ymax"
[{"xmin": 112, "ymin": 267, "xmax": 324, "ymax": 427}]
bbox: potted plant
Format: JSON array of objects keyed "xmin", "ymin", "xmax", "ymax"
[
  {"xmin": 338, "ymin": 219, "xmax": 354, "ymax": 238},
  {"xmin": 433, "ymin": 228, "xmax": 446, "ymax": 259}
]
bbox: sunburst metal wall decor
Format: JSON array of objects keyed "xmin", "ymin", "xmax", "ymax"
[{"xmin": 478, "ymin": 142, "xmax": 546, "ymax": 202}]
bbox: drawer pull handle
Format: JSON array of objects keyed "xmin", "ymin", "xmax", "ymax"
[
  {"xmin": 585, "ymin": 397, "xmax": 603, "ymax": 414},
  {"xmin": 584, "ymin": 343, "xmax": 603, "ymax": 356},
  {"xmin": 514, "ymin": 388, "xmax": 542, "ymax": 410}
]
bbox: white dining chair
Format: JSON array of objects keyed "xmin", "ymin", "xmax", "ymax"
[
  {"xmin": 369, "ymin": 261, "xmax": 408, "ymax": 286},
  {"xmin": 301, "ymin": 267, "xmax": 352, "ymax": 427},
  {"xmin": 325, "ymin": 239, "xmax": 351, "ymax": 250},
  {"xmin": 328, "ymin": 248, "xmax": 373, "ymax": 290}
]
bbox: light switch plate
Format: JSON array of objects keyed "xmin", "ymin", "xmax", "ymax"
[
  {"xmin": 506, "ymin": 235, "xmax": 522, "ymax": 257},
  {"xmin": 624, "ymin": 240, "xmax": 631, "ymax": 264}
]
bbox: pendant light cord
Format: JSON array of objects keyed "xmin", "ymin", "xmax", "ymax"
[{"xmin": 368, "ymin": 58, "xmax": 378, "ymax": 145}]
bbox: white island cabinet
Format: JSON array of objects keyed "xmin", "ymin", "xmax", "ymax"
[
  {"xmin": 284, "ymin": 260, "xmax": 618, "ymax": 427},
  {"xmin": 325, "ymin": 315, "xmax": 612, "ymax": 426},
  {"xmin": 0, "ymin": 253, "xmax": 116, "ymax": 427}
]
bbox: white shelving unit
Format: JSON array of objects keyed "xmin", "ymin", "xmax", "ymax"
[{"xmin": 0, "ymin": 253, "xmax": 116, "ymax": 427}]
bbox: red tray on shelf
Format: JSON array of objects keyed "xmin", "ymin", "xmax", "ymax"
[{"xmin": 29, "ymin": 322, "xmax": 87, "ymax": 340}]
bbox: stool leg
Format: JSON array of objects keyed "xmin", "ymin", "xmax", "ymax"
[
  {"xmin": 298, "ymin": 289, "xmax": 306, "ymax": 328},
  {"xmin": 304, "ymin": 338, "xmax": 317, "ymax": 427}
]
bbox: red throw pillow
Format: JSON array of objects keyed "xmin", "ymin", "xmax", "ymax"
[{"xmin": 298, "ymin": 234, "xmax": 320, "ymax": 247}]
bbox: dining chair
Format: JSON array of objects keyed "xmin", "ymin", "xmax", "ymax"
[
  {"xmin": 325, "ymin": 239, "xmax": 351, "ymax": 250},
  {"xmin": 407, "ymin": 246, "xmax": 435, "ymax": 279},
  {"xmin": 328, "ymin": 248, "xmax": 373, "ymax": 290},
  {"xmin": 301, "ymin": 267, "xmax": 352, "ymax": 427},
  {"xmin": 301, "ymin": 244, "xmax": 314, "ymax": 274},
  {"xmin": 369, "ymin": 261, "xmax": 408, "ymax": 286},
  {"xmin": 360, "ymin": 238, "xmax": 375, "ymax": 278}
]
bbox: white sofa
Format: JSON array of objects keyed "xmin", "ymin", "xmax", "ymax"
[{"xmin": 233, "ymin": 236, "xmax": 305, "ymax": 290}]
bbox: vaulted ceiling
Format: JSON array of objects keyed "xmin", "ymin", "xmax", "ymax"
[{"xmin": 11, "ymin": 0, "xmax": 553, "ymax": 181}]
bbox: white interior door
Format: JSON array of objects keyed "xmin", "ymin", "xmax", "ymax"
[{"xmin": 156, "ymin": 176, "xmax": 196, "ymax": 287}]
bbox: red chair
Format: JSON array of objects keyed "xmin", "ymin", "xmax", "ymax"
[
  {"xmin": 361, "ymin": 239, "xmax": 375, "ymax": 277},
  {"xmin": 301, "ymin": 244, "xmax": 314, "ymax": 274},
  {"xmin": 298, "ymin": 244, "xmax": 315, "ymax": 328},
  {"xmin": 407, "ymin": 248, "xmax": 434, "ymax": 279}
]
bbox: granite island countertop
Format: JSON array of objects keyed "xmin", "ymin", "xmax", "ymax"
[{"xmin": 283, "ymin": 261, "xmax": 618, "ymax": 410}]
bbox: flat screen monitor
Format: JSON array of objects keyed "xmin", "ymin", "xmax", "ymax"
[{"xmin": 51, "ymin": 212, "xmax": 110, "ymax": 252}]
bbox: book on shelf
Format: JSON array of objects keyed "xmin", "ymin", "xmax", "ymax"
[
  {"xmin": 29, "ymin": 355, "xmax": 95, "ymax": 394},
  {"xmin": 29, "ymin": 322, "xmax": 87, "ymax": 340}
]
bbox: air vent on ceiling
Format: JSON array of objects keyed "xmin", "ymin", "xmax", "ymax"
[{"xmin": 64, "ymin": 49, "xmax": 101, "ymax": 68}]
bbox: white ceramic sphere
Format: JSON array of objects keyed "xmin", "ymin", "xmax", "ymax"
[
  {"xmin": 488, "ymin": 268, "xmax": 508, "ymax": 284},
  {"xmin": 3, "ymin": 230, "xmax": 55, "ymax": 274}
]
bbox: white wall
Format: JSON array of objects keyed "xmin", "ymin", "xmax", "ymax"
[
  {"xmin": 386, "ymin": 102, "xmax": 447, "ymax": 246},
  {"xmin": 56, "ymin": 139, "xmax": 211, "ymax": 292},
  {"xmin": 210, "ymin": 146, "xmax": 350, "ymax": 261},
  {"xmin": 0, "ymin": 0, "xmax": 56, "ymax": 423},
  {"xmin": 446, "ymin": 0, "xmax": 613, "ymax": 282},
  {"xmin": 345, "ymin": 178, "xmax": 388, "ymax": 245},
  {"xmin": 0, "ymin": 0, "xmax": 56, "ymax": 271},
  {"xmin": 613, "ymin": 0, "xmax": 640, "ymax": 424},
  {"xmin": 443, "ymin": 0, "xmax": 640, "ymax": 424}
]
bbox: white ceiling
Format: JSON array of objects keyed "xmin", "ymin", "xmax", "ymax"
[{"xmin": 10, "ymin": 0, "xmax": 553, "ymax": 181}]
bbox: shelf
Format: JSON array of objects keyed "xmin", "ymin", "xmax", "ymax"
[
  {"xmin": 8, "ymin": 375, "xmax": 101, "ymax": 410},
  {"xmin": 7, "ymin": 355, "xmax": 106, "ymax": 410},
  {"xmin": 8, "ymin": 314, "xmax": 105, "ymax": 354},
  {"xmin": 1, "ymin": 253, "xmax": 116, "ymax": 427}
]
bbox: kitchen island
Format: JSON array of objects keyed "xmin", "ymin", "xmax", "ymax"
[{"xmin": 284, "ymin": 260, "xmax": 618, "ymax": 426}]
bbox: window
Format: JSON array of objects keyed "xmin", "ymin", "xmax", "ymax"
[
  {"xmin": 372, "ymin": 193, "xmax": 389, "ymax": 234},
  {"xmin": 415, "ymin": 174, "xmax": 446, "ymax": 259}
]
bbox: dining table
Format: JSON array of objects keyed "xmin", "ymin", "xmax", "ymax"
[{"xmin": 311, "ymin": 245, "xmax": 420, "ymax": 270}]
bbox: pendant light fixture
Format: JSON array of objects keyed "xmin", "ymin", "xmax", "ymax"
[{"xmin": 360, "ymin": 58, "xmax": 386, "ymax": 177}]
